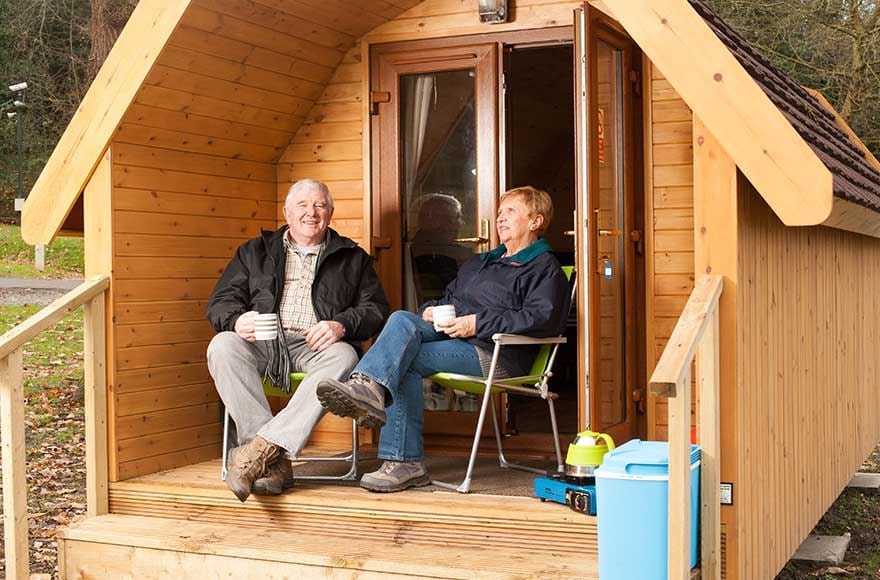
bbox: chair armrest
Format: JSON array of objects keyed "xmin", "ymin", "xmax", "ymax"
[{"xmin": 491, "ymin": 333, "xmax": 567, "ymax": 346}]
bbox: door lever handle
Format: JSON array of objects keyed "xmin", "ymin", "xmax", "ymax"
[{"xmin": 598, "ymin": 229, "xmax": 624, "ymax": 237}]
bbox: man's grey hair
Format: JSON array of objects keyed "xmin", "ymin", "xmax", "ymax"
[{"xmin": 286, "ymin": 179, "xmax": 334, "ymax": 211}]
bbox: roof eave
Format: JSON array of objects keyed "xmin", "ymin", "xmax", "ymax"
[
  {"xmin": 599, "ymin": 0, "xmax": 834, "ymax": 226},
  {"xmin": 21, "ymin": 0, "xmax": 191, "ymax": 245}
]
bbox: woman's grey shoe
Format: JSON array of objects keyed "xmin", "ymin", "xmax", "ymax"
[
  {"xmin": 316, "ymin": 374, "xmax": 387, "ymax": 429},
  {"xmin": 359, "ymin": 460, "xmax": 430, "ymax": 492}
]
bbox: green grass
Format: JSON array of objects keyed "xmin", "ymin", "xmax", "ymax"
[
  {"xmin": 0, "ymin": 304, "xmax": 84, "ymax": 396},
  {"xmin": 0, "ymin": 224, "xmax": 84, "ymax": 278}
]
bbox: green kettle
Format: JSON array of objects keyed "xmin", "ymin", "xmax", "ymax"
[{"xmin": 564, "ymin": 430, "xmax": 615, "ymax": 478}]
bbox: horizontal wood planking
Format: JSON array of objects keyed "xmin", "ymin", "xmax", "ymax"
[
  {"xmin": 116, "ymin": 321, "xmax": 216, "ymax": 349},
  {"xmin": 736, "ymin": 184, "xmax": 880, "ymax": 579},
  {"xmin": 112, "ymin": 143, "xmax": 277, "ymax": 181},
  {"xmin": 115, "ymin": 300, "xmax": 212, "ymax": 326},
  {"xmin": 117, "ymin": 402, "xmax": 222, "ymax": 440},
  {"xmin": 277, "ymin": 44, "xmax": 366, "ymax": 238},
  {"xmin": 133, "ymin": 85, "xmax": 305, "ymax": 134},
  {"xmin": 647, "ymin": 65, "xmax": 695, "ymax": 439},
  {"xmin": 125, "ymin": 103, "xmax": 290, "ymax": 151},
  {"xmin": 114, "ymin": 190, "xmax": 276, "ymax": 222},
  {"xmin": 115, "ymin": 123, "xmax": 283, "ymax": 163},
  {"xmin": 157, "ymin": 44, "xmax": 325, "ymax": 101},
  {"xmin": 113, "ymin": 165, "xmax": 275, "ymax": 200},
  {"xmin": 117, "ymin": 444, "xmax": 220, "ymax": 481},
  {"xmin": 117, "ymin": 382, "xmax": 217, "ymax": 416},
  {"xmin": 116, "ymin": 423, "xmax": 221, "ymax": 465},
  {"xmin": 364, "ymin": 0, "xmax": 580, "ymax": 43},
  {"xmin": 116, "ymin": 364, "xmax": 213, "ymax": 394}
]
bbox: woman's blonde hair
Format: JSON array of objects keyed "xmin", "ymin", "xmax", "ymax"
[{"xmin": 500, "ymin": 186, "xmax": 554, "ymax": 236}]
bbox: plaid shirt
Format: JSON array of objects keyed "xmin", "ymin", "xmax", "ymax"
[{"xmin": 278, "ymin": 234, "xmax": 323, "ymax": 332}]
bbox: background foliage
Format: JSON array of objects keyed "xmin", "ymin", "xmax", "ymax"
[
  {"xmin": 0, "ymin": 0, "xmax": 135, "ymax": 220},
  {"xmin": 0, "ymin": 0, "xmax": 876, "ymax": 221}
]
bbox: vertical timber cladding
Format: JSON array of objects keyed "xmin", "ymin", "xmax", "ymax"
[
  {"xmin": 737, "ymin": 185, "xmax": 880, "ymax": 579},
  {"xmin": 645, "ymin": 63, "xmax": 696, "ymax": 440}
]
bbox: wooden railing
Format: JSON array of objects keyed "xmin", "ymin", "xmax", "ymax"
[
  {"xmin": 649, "ymin": 275, "xmax": 723, "ymax": 580},
  {"xmin": 0, "ymin": 276, "xmax": 109, "ymax": 580}
]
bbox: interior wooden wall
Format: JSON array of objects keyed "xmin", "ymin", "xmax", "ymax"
[
  {"xmin": 737, "ymin": 184, "xmax": 880, "ymax": 579},
  {"xmin": 105, "ymin": 0, "xmax": 419, "ymax": 481},
  {"xmin": 644, "ymin": 63, "xmax": 695, "ymax": 440}
]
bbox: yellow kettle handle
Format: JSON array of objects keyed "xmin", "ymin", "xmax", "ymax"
[{"xmin": 580, "ymin": 430, "xmax": 616, "ymax": 451}]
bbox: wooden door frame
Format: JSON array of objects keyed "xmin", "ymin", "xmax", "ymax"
[{"xmin": 577, "ymin": 6, "xmax": 645, "ymax": 443}]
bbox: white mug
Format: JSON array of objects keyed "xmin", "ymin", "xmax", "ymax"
[
  {"xmin": 433, "ymin": 304, "xmax": 457, "ymax": 332},
  {"xmin": 253, "ymin": 313, "xmax": 278, "ymax": 341}
]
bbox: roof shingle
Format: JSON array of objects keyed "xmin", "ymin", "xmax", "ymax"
[{"xmin": 689, "ymin": 0, "xmax": 880, "ymax": 212}]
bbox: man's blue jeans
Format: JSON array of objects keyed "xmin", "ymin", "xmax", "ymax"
[{"xmin": 353, "ymin": 310, "xmax": 482, "ymax": 462}]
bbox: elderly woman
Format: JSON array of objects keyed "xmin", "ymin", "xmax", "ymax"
[{"xmin": 317, "ymin": 186, "xmax": 570, "ymax": 492}]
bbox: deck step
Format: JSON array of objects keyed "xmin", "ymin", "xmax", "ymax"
[
  {"xmin": 108, "ymin": 459, "xmax": 598, "ymax": 557},
  {"xmin": 58, "ymin": 514, "xmax": 599, "ymax": 579}
]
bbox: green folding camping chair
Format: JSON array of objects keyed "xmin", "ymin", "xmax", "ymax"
[
  {"xmin": 429, "ymin": 266, "xmax": 575, "ymax": 494},
  {"xmin": 220, "ymin": 372, "xmax": 359, "ymax": 482}
]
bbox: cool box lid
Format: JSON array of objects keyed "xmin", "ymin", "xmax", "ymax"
[{"xmin": 595, "ymin": 439, "xmax": 700, "ymax": 479}]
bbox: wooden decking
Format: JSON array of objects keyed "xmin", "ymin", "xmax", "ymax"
[{"xmin": 58, "ymin": 459, "xmax": 599, "ymax": 578}]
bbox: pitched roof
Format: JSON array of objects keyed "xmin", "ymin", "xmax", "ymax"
[{"xmin": 689, "ymin": 0, "xmax": 880, "ymax": 213}]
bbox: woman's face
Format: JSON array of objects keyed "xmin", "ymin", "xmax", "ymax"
[{"xmin": 496, "ymin": 196, "xmax": 539, "ymax": 247}]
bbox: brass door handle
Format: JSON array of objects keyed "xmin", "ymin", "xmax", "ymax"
[
  {"xmin": 598, "ymin": 229, "xmax": 624, "ymax": 237},
  {"xmin": 454, "ymin": 218, "xmax": 490, "ymax": 251}
]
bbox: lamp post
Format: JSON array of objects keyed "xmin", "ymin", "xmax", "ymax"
[
  {"xmin": 5, "ymin": 82, "xmax": 41, "ymax": 270},
  {"xmin": 8, "ymin": 82, "xmax": 27, "ymax": 210}
]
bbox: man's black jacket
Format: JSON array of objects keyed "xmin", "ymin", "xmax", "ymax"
[{"xmin": 206, "ymin": 226, "xmax": 389, "ymax": 346}]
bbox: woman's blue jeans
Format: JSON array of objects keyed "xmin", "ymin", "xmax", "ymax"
[{"xmin": 353, "ymin": 310, "xmax": 482, "ymax": 462}]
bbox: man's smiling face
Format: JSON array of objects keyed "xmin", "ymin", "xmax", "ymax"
[{"xmin": 284, "ymin": 185, "xmax": 333, "ymax": 246}]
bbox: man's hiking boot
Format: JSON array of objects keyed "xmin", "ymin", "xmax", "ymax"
[
  {"xmin": 316, "ymin": 373, "xmax": 386, "ymax": 429},
  {"xmin": 253, "ymin": 456, "xmax": 294, "ymax": 496},
  {"xmin": 226, "ymin": 435, "xmax": 279, "ymax": 502},
  {"xmin": 359, "ymin": 460, "xmax": 430, "ymax": 493}
]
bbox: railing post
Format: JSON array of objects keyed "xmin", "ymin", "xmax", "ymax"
[
  {"xmin": 84, "ymin": 292, "xmax": 109, "ymax": 516},
  {"xmin": 668, "ymin": 366, "xmax": 693, "ymax": 579},
  {"xmin": 698, "ymin": 306, "xmax": 722, "ymax": 579},
  {"xmin": 0, "ymin": 349, "xmax": 29, "ymax": 580}
]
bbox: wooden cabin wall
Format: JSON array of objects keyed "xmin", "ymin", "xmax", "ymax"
[
  {"xmin": 737, "ymin": 184, "xmax": 880, "ymax": 579},
  {"xmin": 644, "ymin": 63, "xmax": 696, "ymax": 440},
  {"xmin": 276, "ymin": 45, "xmax": 367, "ymax": 245},
  {"xmin": 105, "ymin": 0, "xmax": 356, "ymax": 481}
]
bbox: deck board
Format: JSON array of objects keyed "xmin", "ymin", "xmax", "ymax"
[
  {"xmin": 59, "ymin": 513, "xmax": 599, "ymax": 578},
  {"xmin": 106, "ymin": 458, "xmax": 598, "ymax": 572}
]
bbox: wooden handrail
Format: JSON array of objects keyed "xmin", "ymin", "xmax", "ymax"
[
  {"xmin": 0, "ymin": 276, "xmax": 109, "ymax": 579},
  {"xmin": 649, "ymin": 275, "xmax": 723, "ymax": 397},
  {"xmin": 649, "ymin": 274, "xmax": 723, "ymax": 580},
  {"xmin": 0, "ymin": 275, "xmax": 109, "ymax": 361}
]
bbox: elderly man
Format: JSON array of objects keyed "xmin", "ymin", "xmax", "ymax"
[{"xmin": 206, "ymin": 179, "xmax": 389, "ymax": 502}]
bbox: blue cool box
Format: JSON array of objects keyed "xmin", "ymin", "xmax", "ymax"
[{"xmin": 595, "ymin": 440, "xmax": 701, "ymax": 580}]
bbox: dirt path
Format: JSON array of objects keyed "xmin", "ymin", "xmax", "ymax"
[{"xmin": 0, "ymin": 277, "xmax": 82, "ymax": 307}]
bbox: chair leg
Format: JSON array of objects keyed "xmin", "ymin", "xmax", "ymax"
[
  {"xmin": 431, "ymin": 356, "xmax": 502, "ymax": 494},
  {"xmin": 491, "ymin": 398, "xmax": 551, "ymax": 476},
  {"xmin": 547, "ymin": 397, "xmax": 565, "ymax": 473},
  {"xmin": 221, "ymin": 408, "xmax": 230, "ymax": 481},
  {"xmin": 289, "ymin": 418, "xmax": 359, "ymax": 481}
]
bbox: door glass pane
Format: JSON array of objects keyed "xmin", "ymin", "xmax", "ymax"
[
  {"xmin": 399, "ymin": 70, "xmax": 478, "ymax": 313},
  {"xmin": 596, "ymin": 41, "xmax": 627, "ymax": 427},
  {"xmin": 400, "ymin": 69, "xmax": 480, "ymax": 414}
]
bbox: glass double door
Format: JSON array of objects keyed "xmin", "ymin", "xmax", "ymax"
[{"xmin": 370, "ymin": 19, "xmax": 640, "ymax": 450}]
